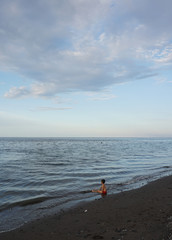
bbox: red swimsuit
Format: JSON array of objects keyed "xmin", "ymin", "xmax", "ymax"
[{"xmin": 102, "ymin": 190, "xmax": 107, "ymax": 195}]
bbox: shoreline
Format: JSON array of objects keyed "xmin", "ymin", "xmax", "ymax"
[{"xmin": 1, "ymin": 175, "xmax": 172, "ymax": 239}]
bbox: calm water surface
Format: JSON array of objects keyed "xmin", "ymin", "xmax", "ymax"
[{"xmin": 0, "ymin": 137, "xmax": 172, "ymax": 232}]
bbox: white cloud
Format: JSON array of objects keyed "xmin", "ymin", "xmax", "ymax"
[
  {"xmin": 87, "ymin": 92, "xmax": 117, "ymax": 101},
  {"xmin": 4, "ymin": 86, "xmax": 30, "ymax": 98},
  {"xmin": 30, "ymin": 106, "xmax": 72, "ymax": 111},
  {"xmin": 136, "ymin": 42, "xmax": 172, "ymax": 65},
  {"xmin": 1, "ymin": 0, "xmax": 172, "ymax": 98}
]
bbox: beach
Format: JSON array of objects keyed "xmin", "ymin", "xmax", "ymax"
[
  {"xmin": 1, "ymin": 175, "xmax": 172, "ymax": 240},
  {"xmin": 1, "ymin": 137, "xmax": 172, "ymax": 232}
]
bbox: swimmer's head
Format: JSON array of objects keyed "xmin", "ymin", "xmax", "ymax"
[{"xmin": 101, "ymin": 179, "xmax": 105, "ymax": 184}]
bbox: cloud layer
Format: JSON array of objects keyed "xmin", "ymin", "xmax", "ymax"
[{"xmin": 1, "ymin": 0, "xmax": 172, "ymax": 98}]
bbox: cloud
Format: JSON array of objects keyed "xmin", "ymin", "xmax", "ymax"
[
  {"xmin": 30, "ymin": 107, "xmax": 72, "ymax": 111},
  {"xmin": 1, "ymin": 0, "xmax": 172, "ymax": 98},
  {"xmin": 86, "ymin": 91, "xmax": 117, "ymax": 101},
  {"xmin": 4, "ymin": 86, "xmax": 30, "ymax": 98}
]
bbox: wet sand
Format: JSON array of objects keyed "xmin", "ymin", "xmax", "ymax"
[{"xmin": 1, "ymin": 175, "xmax": 172, "ymax": 240}]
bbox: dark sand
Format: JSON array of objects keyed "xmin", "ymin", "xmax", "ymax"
[{"xmin": 1, "ymin": 176, "xmax": 172, "ymax": 240}]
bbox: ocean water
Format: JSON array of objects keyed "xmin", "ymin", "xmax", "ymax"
[{"xmin": 0, "ymin": 137, "xmax": 172, "ymax": 232}]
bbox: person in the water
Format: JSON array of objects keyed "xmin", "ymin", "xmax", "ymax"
[{"xmin": 92, "ymin": 179, "xmax": 107, "ymax": 195}]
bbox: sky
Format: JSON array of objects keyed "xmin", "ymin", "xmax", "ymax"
[{"xmin": 0, "ymin": 0, "xmax": 172, "ymax": 137}]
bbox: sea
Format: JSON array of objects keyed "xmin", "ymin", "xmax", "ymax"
[{"xmin": 0, "ymin": 137, "xmax": 172, "ymax": 232}]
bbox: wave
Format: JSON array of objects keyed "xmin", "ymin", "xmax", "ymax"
[
  {"xmin": 0, "ymin": 196, "xmax": 55, "ymax": 212},
  {"xmin": 18, "ymin": 196, "xmax": 51, "ymax": 206}
]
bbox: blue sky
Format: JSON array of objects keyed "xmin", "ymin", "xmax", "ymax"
[{"xmin": 0, "ymin": 0, "xmax": 172, "ymax": 137}]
